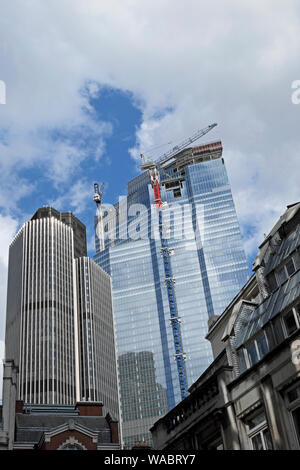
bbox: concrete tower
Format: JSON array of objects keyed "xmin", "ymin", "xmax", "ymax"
[{"xmin": 5, "ymin": 207, "xmax": 119, "ymax": 420}]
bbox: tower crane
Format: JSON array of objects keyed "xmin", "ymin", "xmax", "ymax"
[
  {"xmin": 140, "ymin": 122, "xmax": 217, "ymax": 400},
  {"xmin": 93, "ymin": 182, "xmax": 106, "ymax": 252},
  {"xmin": 141, "ymin": 123, "xmax": 217, "ymax": 209}
]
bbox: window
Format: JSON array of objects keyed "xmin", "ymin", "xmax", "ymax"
[
  {"xmin": 247, "ymin": 410, "xmax": 266, "ymax": 430},
  {"xmin": 276, "ymin": 258, "xmax": 296, "ymax": 285},
  {"xmin": 285, "ymin": 383, "xmax": 300, "ymax": 448},
  {"xmin": 251, "ymin": 428, "xmax": 273, "ymax": 450},
  {"xmin": 268, "ymin": 272, "xmax": 278, "ymax": 292},
  {"xmin": 287, "ymin": 384, "xmax": 300, "ymax": 404},
  {"xmin": 237, "ymin": 348, "xmax": 247, "ymax": 374},
  {"xmin": 277, "ymin": 267, "xmax": 287, "ymax": 284},
  {"xmin": 292, "ymin": 408, "xmax": 300, "ymax": 446},
  {"xmin": 244, "ymin": 408, "xmax": 273, "ymax": 450},
  {"xmin": 283, "ymin": 310, "xmax": 299, "ymax": 336},
  {"xmin": 241, "ymin": 332, "xmax": 269, "ymax": 371},
  {"xmin": 205, "ymin": 438, "xmax": 224, "ymax": 450},
  {"xmin": 273, "ymin": 316, "xmax": 285, "ymax": 343},
  {"xmin": 247, "ymin": 342, "xmax": 258, "ymax": 367},
  {"xmin": 256, "ymin": 332, "xmax": 269, "ymax": 358},
  {"xmin": 286, "ymin": 258, "xmax": 296, "ymax": 276}
]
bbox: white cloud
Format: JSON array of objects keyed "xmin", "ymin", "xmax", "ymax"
[
  {"xmin": 49, "ymin": 179, "xmax": 94, "ymax": 215},
  {"xmin": 0, "ymin": 215, "xmax": 19, "ymax": 266}
]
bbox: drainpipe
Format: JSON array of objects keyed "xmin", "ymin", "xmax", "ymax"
[{"xmin": 2, "ymin": 360, "xmax": 18, "ymax": 450}]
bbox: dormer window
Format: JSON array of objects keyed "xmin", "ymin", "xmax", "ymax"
[
  {"xmin": 267, "ymin": 272, "xmax": 278, "ymax": 292},
  {"xmin": 237, "ymin": 331, "xmax": 270, "ymax": 373},
  {"xmin": 276, "ymin": 257, "xmax": 296, "ymax": 286},
  {"xmin": 246, "ymin": 342, "xmax": 259, "ymax": 367},
  {"xmin": 286, "ymin": 258, "xmax": 296, "ymax": 276},
  {"xmin": 282, "ymin": 307, "xmax": 300, "ymax": 337},
  {"xmin": 237, "ymin": 348, "xmax": 247, "ymax": 373},
  {"xmin": 277, "ymin": 266, "xmax": 287, "ymax": 284},
  {"xmin": 256, "ymin": 332, "xmax": 269, "ymax": 358}
]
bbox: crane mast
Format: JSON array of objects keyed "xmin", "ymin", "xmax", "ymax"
[{"xmin": 93, "ymin": 182, "xmax": 106, "ymax": 252}]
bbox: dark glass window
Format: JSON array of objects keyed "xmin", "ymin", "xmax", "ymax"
[
  {"xmin": 257, "ymin": 333, "xmax": 269, "ymax": 358},
  {"xmin": 292, "ymin": 407, "xmax": 300, "ymax": 446},
  {"xmin": 237, "ymin": 348, "xmax": 247, "ymax": 373},
  {"xmin": 247, "ymin": 410, "xmax": 266, "ymax": 430},
  {"xmin": 286, "ymin": 259, "xmax": 296, "ymax": 277},
  {"xmin": 277, "ymin": 267, "xmax": 287, "ymax": 284},
  {"xmin": 287, "ymin": 386, "xmax": 300, "ymax": 404},
  {"xmin": 247, "ymin": 342, "xmax": 258, "ymax": 367},
  {"xmin": 246, "ymin": 410, "xmax": 273, "ymax": 450},
  {"xmin": 251, "ymin": 433, "xmax": 264, "ymax": 450},
  {"xmin": 265, "ymin": 324, "xmax": 276, "ymax": 350},
  {"xmin": 267, "ymin": 272, "xmax": 277, "ymax": 292},
  {"xmin": 262, "ymin": 428, "xmax": 273, "ymax": 450},
  {"xmin": 273, "ymin": 316, "xmax": 285, "ymax": 343},
  {"xmin": 284, "ymin": 310, "xmax": 298, "ymax": 336}
]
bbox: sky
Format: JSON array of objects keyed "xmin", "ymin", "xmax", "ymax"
[{"xmin": 0, "ymin": 0, "xmax": 300, "ymax": 392}]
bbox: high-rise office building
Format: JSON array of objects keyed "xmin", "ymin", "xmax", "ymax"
[
  {"xmin": 5, "ymin": 207, "xmax": 119, "ymax": 420},
  {"xmin": 94, "ymin": 141, "xmax": 250, "ymax": 447},
  {"xmin": 74, "ymin": 256, "xmax": 118, "ymax": 418}
]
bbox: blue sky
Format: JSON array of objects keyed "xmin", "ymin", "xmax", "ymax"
[
  {"xmin": 14, "ymin": 87, "xmax": 144, "ymax": 255},
  {"xmin": 1, "ymin": 0, "xmax": 300, "ymax": 391},
  {"xmin": 11, "ymin": 85, "xmax": 254, "ymax": 269}
]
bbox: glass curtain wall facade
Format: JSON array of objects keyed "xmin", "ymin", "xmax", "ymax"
[{"xmin": 94, "ymin": 142, "xmax": 250, "ymax": 447}]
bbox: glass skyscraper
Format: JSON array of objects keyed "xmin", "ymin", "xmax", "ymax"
[{"xmin": 94, "ymin": 141, "xmax": 250, "ymax": 447}]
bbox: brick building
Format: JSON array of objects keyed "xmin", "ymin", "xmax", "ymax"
[{"xmin": 0, "ymin": 361, "xmax": 120, "ymax": 450}]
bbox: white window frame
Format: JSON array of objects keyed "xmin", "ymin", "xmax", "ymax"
[
  {"xmin": 281, "ymin": 306, "xmax": 300, "ymax": 338},
  {"xmin": 237, "ymin": 347, "xmax": 248, "ymax": 373},
  {"xmin": 242, "ymin": 330, "xmax": 270, "ymax": 370},
  {"xmin": 244, "ymin": 409, "xmax": 272, "ymax": 450},
  {"xmin": 276, "ymin": 256, "xmax": 296, "ymax": 285},
  {"xmin": 249, "ymin": 426, "xmax": 272, "ymax": 450},
  {"xmin": 255, "ymin": 330, "xmax": 270, "ymax": 359},
  {"xmin": 286, "ymin": 257, "xmax": 296, "ymax": 276}
]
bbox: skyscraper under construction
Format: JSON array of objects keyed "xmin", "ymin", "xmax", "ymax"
[{"xmin": 94, "ymin": 139, "xmax": 250, "ymax": 447}]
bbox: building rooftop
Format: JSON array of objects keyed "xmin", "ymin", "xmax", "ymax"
[
  {"xmin": 13, "ymin": 402, "xmax": 117, "ymax": 447},
  {"xmin": 30, "ymin": 206, "xmax": 87, "ymax": 258}
]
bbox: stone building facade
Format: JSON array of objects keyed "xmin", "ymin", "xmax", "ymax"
[{"xmin": 151, "ymin": 202, "xmax": 300, "ymax": 450}]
